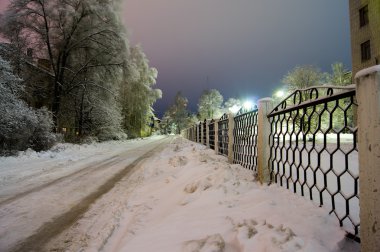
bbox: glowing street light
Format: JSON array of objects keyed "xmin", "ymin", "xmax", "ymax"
[
  {"xmin": 243, "ymin": 100, "xmax": 254, "ymax": 110},
  {"xmin": 275, "ymin": 90, "xmax": 285, "ymax": 98}
]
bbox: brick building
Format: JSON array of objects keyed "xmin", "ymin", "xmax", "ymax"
[{"xmin": 349, "ymin": 0, "xmax": 380, "ymax": 78}]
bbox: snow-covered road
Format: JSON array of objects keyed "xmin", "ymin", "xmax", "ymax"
[
  {"xmin": 0, "ymin": 135, "xmax": 171, "ymax": 252},
  {"xmin": 0, "ymin": 136, "xmax": 359, "ymax": 252}
]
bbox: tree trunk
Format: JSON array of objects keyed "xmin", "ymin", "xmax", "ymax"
[
  {"xmin": 78, "ymin": 89, "xmax": 85, "ymax": 137},
  {"xmin": 51, "ymin": 78, "xmax": 62, "ymax": 132}
]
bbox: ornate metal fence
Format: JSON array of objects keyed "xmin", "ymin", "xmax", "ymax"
[
  {"xmin": 208, "ymin": 119, "xmax": 215, "ymax": 150},
  {"xmin": 267, "ymin": 86, "xmax": 359, "ymax": 240},
  {"xmin": 203, "ymin": 119, "xmax": 207, "ymax": 145},
  {"xmin": 233, "ymin": 107, "xmax": 259, "ymax": 171},
  {"xmin": 218, "ymin": 114, "xmax": 229, "ymax": 156}
]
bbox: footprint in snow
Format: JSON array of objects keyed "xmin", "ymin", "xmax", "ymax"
[
  {"xmin": 182, "ymin": 233, "xmax": 225, "ymax": 252},
  {"xmin": 169, "ymin": 156, "xmax": 188, "ymax": 167},
  {"xmin": 174, "ymin": 144, "xmax": 181, "ymax": 152},
  {"xmin": 184, "ymin": 180, "xmax": 212, "ymax": 194},
  {"xmin": 226, "ymin": 217, "xmax": 304, "ymax": 250},
  {"xmin": 227, "ymin": 217, "xmax": 259, "ymax": 239}
]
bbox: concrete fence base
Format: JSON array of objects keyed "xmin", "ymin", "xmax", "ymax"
[
  {"xmin": 356, "ymin": 65, "xmax": 380, "ymax": 252},
  {"xmin": 257, "ymin": 98, "xmax": 273, "ymax": 184}
]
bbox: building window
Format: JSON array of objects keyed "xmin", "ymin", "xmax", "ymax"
[
  {"xmin": 361, "ymin": 40, "xmax": 371, "ymax": 62},
  {"xmin": 359, "ymin": 5, "xmax": 369, "ymax": 27}
]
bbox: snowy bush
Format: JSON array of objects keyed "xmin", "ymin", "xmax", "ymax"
[
  {"xmin": 0, "ymin": 56, "xmax": 58, "ymax": 154},
  {"xmin": 96, "ymin": 128, "xmax": 128, "ymax": 141},
  {"xmin": 0, "ymin": 98, "xmax": 38, "ymax": 153},
  {"xmin": 80, "ymin": 136, "xmax": 99, "ymax": 144},
  {"xmin": 29, "ymin": 108, "xmax": 59, "ymax": 151}
]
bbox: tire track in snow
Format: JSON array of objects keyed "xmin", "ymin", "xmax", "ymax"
[
  {"xmin": 0, "ymin": 156, "xmax": 120, "ymax": 207},
  {"xmin": 0, "ymin": 137, "xmax": 168, "ymax": 207},
  {"xmin": 8, "ymin": 136, "xmax": 172, "ymax": 252}
]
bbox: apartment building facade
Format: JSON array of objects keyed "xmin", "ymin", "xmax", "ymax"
[{"xmin": 349, "ymin": 0, "xmax": 380, "ymax": 77}]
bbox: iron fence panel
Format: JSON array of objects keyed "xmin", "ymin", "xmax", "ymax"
[
  {"xmin": 268, "ymin": 86, "xmax": 359, "ymax": 241},
  {"xmin": 208, "ymin": 120, "xmax": 215, "ymax": 150},
  {"xmin": 198, "ymin": 123, "xmax": 202, "ymax": 143},
  {"xmin": 190, "ymin": 126, "xmax": 194, "ymax": 141},
  {"xmin": 218, "ymin": 114, "xmax": 229, "ymax": 156},
  {"xmin": 233, "ymin": 107, "xmax": 259, "ymax": 171}
]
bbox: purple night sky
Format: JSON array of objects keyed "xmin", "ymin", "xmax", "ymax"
[
  {"xmin": 1, "ymin": 0, "xmax": 351, "ymax": 117},
  {"xmin": 122, "ymin": 0, "xmax": 351, "ymax": 117}
]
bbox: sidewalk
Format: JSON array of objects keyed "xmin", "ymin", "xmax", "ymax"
[{"xmin": 101, "ymin": 136, "xmax": 359, "ymax": 252}]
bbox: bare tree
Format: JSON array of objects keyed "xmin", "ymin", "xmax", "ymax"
[{"xmin": 1, "ymin": 0, "xmax": 127, "ymax": 137}]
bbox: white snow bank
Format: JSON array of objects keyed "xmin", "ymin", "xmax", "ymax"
[
  {"xmin": 1, "ymin": 137, "xmax": 158, "ymax": 162},
  {"xmin": 103, "ymin": 137, "xmax": 359, "ymax": 252}
]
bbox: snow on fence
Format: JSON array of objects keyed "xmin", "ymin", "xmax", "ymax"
[{"xmin": 183, "ymin": 67, "xmax": 380, "ymax": 250}]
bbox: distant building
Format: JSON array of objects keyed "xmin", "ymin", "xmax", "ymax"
[
  {"xmin": 0, "ymin": 43, "xmax": 54, "ymax": 109},
  {"xmin": 349, "ymin": 0, "xmax": 380, "ymax": 78}
]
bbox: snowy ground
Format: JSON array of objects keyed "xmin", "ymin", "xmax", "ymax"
[
  {"xmin": 0, "ymin": 135, "xmax": 170, "ymax": 251},
  {"xmin": 0, "ymin": 136, "xmax": 360, "ymax": 251},
  {"xmin": 102, "ymin": 137, "xmax": 360, "ymax": 252}
]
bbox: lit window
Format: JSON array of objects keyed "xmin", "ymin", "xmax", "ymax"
[
  {"xmin": 359, "ymin": 5, "xmax": 369, "ymax": 27},
  {"xmin": 361, "ymin": 40, "xmax": 371, "ymax": 62}
]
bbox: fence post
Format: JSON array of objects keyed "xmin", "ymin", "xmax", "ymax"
[
  {"xmin": 190, "ymin": 126, "xmax": 193, "ymax": 141},
  {"xmin": 215, "ymin": 119, "xmax": 219, "ymax": 155},
  {"xmin": 356, "ymin": 66, "xmax": 380, "ymax": 251},
  {"xmin": 193, "ymin": 125, "xmax": 196, "ymax": 142},
  {"xmin": 200, "ymin": 122, "xmax": 203, "ymax": 144},
  {"xmin": 228, "ymin": 113, "xmax": 235, "ymax": 164},
  {"xmin": 196, "ymin": 123, "xmax": 199, "ymax": 143},
  {"xmin": 206, "ymin": 120, "xmax": 210, "ymax": 147},
  {"xmin": 257, "ymin": 98, "xmax": 273, "ymax": 184}
]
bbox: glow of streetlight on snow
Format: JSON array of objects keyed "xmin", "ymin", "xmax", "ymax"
[
  {"xmin": 243, "ymin": 100, "xmax": 254, "ymax": 110},
  {"xmin": 229, "ymin": 105, "xmax": 241, "ymax": 114}
]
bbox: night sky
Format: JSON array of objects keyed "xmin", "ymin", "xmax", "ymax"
[
  {"xmin": 122, "ymin": 0, "xmax": 351, "ymax": 117},
  {"xmin": 0, "ymin": 0, "xmax": 352, "ymax": 118}
]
